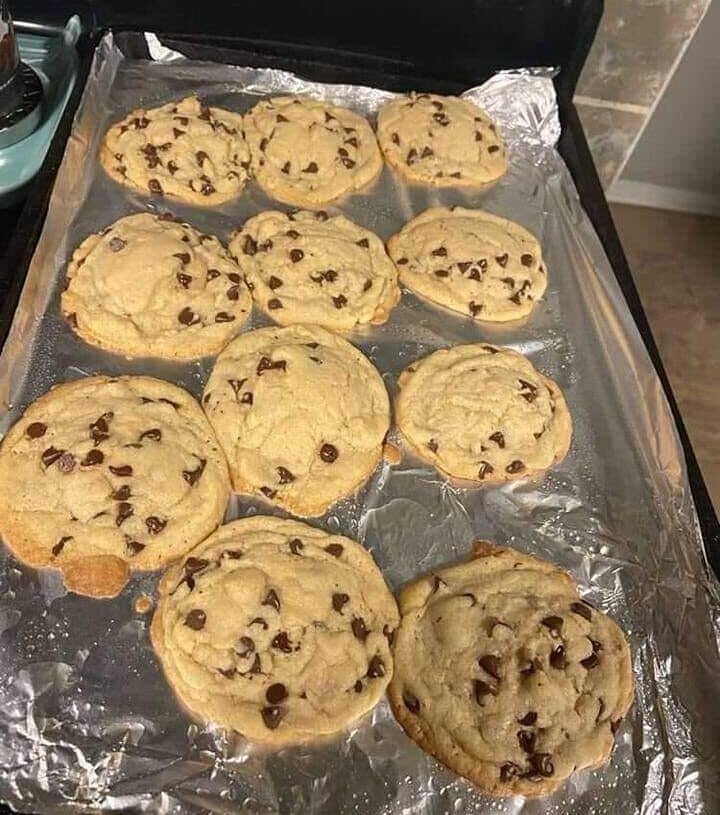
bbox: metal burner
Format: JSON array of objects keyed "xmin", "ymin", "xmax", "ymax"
[{"xmin": 0, "ymin": 1, "xmax": 43, "ymax": 149}]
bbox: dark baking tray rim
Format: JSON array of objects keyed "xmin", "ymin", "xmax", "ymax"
[{"xmin": 0, "ymin": 26, "xmax": 718, "ymax": 811}]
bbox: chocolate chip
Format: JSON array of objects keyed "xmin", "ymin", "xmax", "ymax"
[
  {"xmin": 518, "ymin": 730, "xmax": 536, "ymax": 753},
  {"xmin": 324, "ymin": 543, "xmax": 343, "ymax": 557},
  {"xmin": 518, "ymin": 711, "xmax": 537, "ymax": 726},
  {"xmin": 108, "ymin": 484, "xmax": 130, "ymax": 502},
  {"xmin": 109, "ymin": 464, "xmax": 133, "ymax": 477},
  {"xmin": 332, "ymin": 592, "xmax": 350, "ymax": 612},
  {"xmin": 495, "ymin": 253, "xmax": 509, "ymax": 267},
  {"xmin": 268, "ymin": 298, "xmax": 283, "ymax": 310},
  {"xmin": 52, "ymin": 536, "xmax": 72, "ymax": 556},
  {"xmin": 332, "ymin": 294, "xmax": 347, "ymax": 309},
  {"xmin": 228, "ymin": 378, "xmax": 246, "ymax": 396},
  {"xmin": 353, "ymin": 679, "xmax": 363, "ymax": 693},
  {"xmin": 185, "ymin": 557, "xmax": 208, "ymax": 577},
  {"xmin": 262, "ymin": 706, "xmax": 284, "ymax": 729},
  {"xmin": 276, "ymin": 466, "xmax": 294, "ymax": 485},
  {"xmin": 478, "ymin": 654, "xmax": 501, "ymax": 680},
  {"xmin": 108, "ymin": 236, "xmax": 127, "ymax": 253},
  {"xmin": 500, "ymin": 763, "xmax": 521, "ymax": 782},
  {"xmin": 303, "ymin": 162, "xmax": 319, "ymax": 173},
  {"xmin": 218, "ymin": 667, "xmax": 236, "ymax": 679},
  {"xmin": 207, "ymin": 268, "xmax": 221, "ymax": 281},
  {"xmin": 271, "ymin": 631, "xmax": 293, "ymax": 653},
  {"xmin": 570, "ymin": 602, "xmax": 592, "ymax": 621},
  {"xmin": 242, "ymin": 654, "xmax": 263, "ymax": 675},
  {"xmin": 256, "ymin": 356, "xmax": 286, "ymax": 376},
  {"xmin": 396, "ymin": 257, "xmax": 408, "ymax": 265},
  {"xmin": 581, "ymin": 652, "xmax": 600, "ymax": 670},
  {"xmin": 289, "ymin": 538, "xmax": 304, "ymax": 555},
  {"xmin": 145, "ymin": 516, "xmax": 166, "ymax": 534},
  {"xmin": 268, "ymin": 275, "xmax": 283, "ymax": 290},
  {"xmin": 116, "ymin": 502, "xmax": 133, "ymax": 526},
  {"xmin": 242, "ymin": 235, "xmax": 258, "ymax": 256},
  {"xmin": 26, "ymin": 422, "xmax": 47, "ymax": 439},
  {"xmin": 266, "ymin": 683, "xmax": 287, "ymax": 704},
  {"xmin": 55, "ymin": 452, "xmax": 75, "ymax": 473},
  {"xmin": 478, "ymin": 461, "xmax": 494, "ymax": 480},
  {"xmin": 81, "ymin": 449, "xmax": 104, "ymax": 467},
  {"xmin": 215, "ymin": 312, "xmax": 235, "ymax": 323},
  {"xmin": 178, "ymin": 307, "xmax": 199, "ymax": 325},
  {"xmin": 196, "ymin": 150, "xmax": 208, "ymax": 167},
  {"xmin": 126, "ymin": 539, "xmax": 144, "ymax": 555},
  {"xmin": 167, "ymin": 161, "xmax": 178, "ymax": 175},
  {"xmin": 528, "ymin": 753, "xmax": 554, "ymax": 777},
  {"xmin": 176, "ymin": 272, "xmax": 193, "ymax": 289},
  {"xmin": 506, "ymin": 460, "xmax": 525, "ymax": 474},
  {"xmin": 426, "ymin": 438, "xmax": 439, "ymax": 453},
  {"xmin": 434, "ymin": 269, "xmax": 449, "ymax": 278},
  {"xmin": 139, "ymin": 428, "xmax": 161, "ymax": 442},
  {"xmin": 391, "ymin": 132, "xmax": 400, "ymax": 145},
  {"xmin": 148, "ymin": 179, "xmax": 163, "ymax": 195},
  {"xmin": 549, "ymin": 644, "xmax": 567, "ymax": 669},
  {"xmin": 431, "ymin": 575, "xmax": 446, "ymax": 593},
  {"xmin": 475, "ymin": 131, "xmax": 483, "ymax": 141},
  {"xmin": 340, "ymin": 156, "xmax": 356, "ymax": 169},
  {"xmin": 356, "ymin": 238, "xmax": 370, "ymax": 248},
  {"xmin": 397, "ymin": 690, "xmax": 419, "ymax": 715},
  {"xmin": 519, "ymin": 379, "xmax": 538, "ymax": 402},
  {"xmin": 366, "ymin": 655, "xmax": 385, "ymax": 678},
  {"xmin": 281, "ymin": 161, "xmax": 291, "ymax": 174},
  {"xmin": 345, "ymin": 137, "xmax": 359, "ymax": 148},
  {"xmin": 262, "ymin": 589, "xmax": 280, "ymax": 611},
  {"xmin": 197, "ymin": 176, "xmax": 216, "ymax": 196},
  {"xmin": 469, "ymin": 300, "xmax": 483, "ymax": 316},
  {"xmin": 406, "ymin": 147, "xmax": 418, "ymax": 165},
  {"xmin": 521, "ymin": 253, "xmax": 534, "ymax": 267},
  {"xmin": 541, "ymin": 616, "xmax": 564, "ymax": 637},
  {"xmin": 432, "ymin": 112, "xmax": 450, "ymax": 126},
  {"xmin": 320, "ymin": 443, "xmax": 338, "ymax": 463},
  {"xmin": 173, "ymin": 252, "xmax": 191, "ymax": 266},
  {"xmin": 489, "ymin": 431, "xmax": 505, "ymax": 449},
  {"xmin": 222, "ymin": 550, "xmax": 242, "ymax": 560},
  {"xmin": 249, "ymin": 617, "xmax": 268, "ymax": 629},
  {"xmin": 260, "ymin": 486, "xmax": 277, "ymax": 499},
  {"xmin": 240, "ymin": 392, "xmax": 253, "ymax": 405},
  {"xmin": 290, "ymin": 248, "xmax": 304, "ymax": 263},
  {"xmin": 351, "ymin": 617, "xmax": 369, "ymax": 641},
  {"xmin": 183, "ymin": 458, "xmax": 206, "ymax": 486},
  {"xmin": 474, "ymin": 679, "xmax": 495, "ymax": 704},
  {"xmin": 89, "ymin": 412, "xmax": 113, "ymax": 445},
  {"xmin": 488, "ymin": 144, "xmax": 500, "ymax": 154},
  {"xmin": 285, "ymin": 229, "xmax": 300, "ymax": 240}
]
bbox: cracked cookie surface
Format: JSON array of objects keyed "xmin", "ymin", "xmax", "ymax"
[
  {"xmin": 388, "ymin": 207, "xmax": 546, "ymax": 322},
  {"xmin": 377, "ymin": 93, "xmax": 507, "ymax": 186},
  {"xmin": 62, "ymin": 213, "xmax": 251, "ymax": 360},
  {"xmin": 151, "ymin": 516, "xmax": 399, "ymax": 745},
  {"xmin": 395, "ymin": 343, "xmax": 571, "ymax": 483},
  {"xmin": 0, "ymin": 376, "xmax": 230, "ymax": 597},
  {"xmin": 202, "ymin": 325, "xmax": 389, "ymax": 517},
  {"xmin": 244, "ymin": 96, "xmax": 382, "ymax": 207},
  {"xmin": 230, "ymin": 209, "xmax": 399, "ymax": 331},
  {"xmin": 388, "ymin": 543, "xmax": 634, "ymax": 797},
  {"xmin": 101, "ymin": 95, "xmax": 250, "ymax": 205}
]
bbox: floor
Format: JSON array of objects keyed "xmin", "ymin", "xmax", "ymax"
[{"xmin": 610, "ymin": 203, "xmax": 720, "ymax": 514}]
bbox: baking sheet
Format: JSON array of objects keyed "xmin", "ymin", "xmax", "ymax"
[{"xmin": 1, "ymin": 30, "xmax": 719, "ymax": 815}]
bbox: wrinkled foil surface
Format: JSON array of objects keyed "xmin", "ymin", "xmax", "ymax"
[{"xmin": 1, "ymin": 31, "xmax": 719, "ymax": 815}]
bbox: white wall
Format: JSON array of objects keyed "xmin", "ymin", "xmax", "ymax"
[{"xmin": 609, "ymin": 0, "xmax": 720, "ymax": 216}]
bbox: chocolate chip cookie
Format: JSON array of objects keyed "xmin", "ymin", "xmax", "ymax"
[
  {"xmin": 62, "ymin": 213, "xmax": 252, "ymax": 360},
  {"xmin": 229, "ymin": 209, "xmax": 400, "ymax": 331},
  {"xmin": 395, "ymin": 344, "xmax": 572, "ymax": 483},
  {"xmin": 151, "ymin": 516, "xmax": 399, "ymax": 745},
  {"xmin": 244, "ymin": 96, "xmax": 383, "ymax": 207},
  {"xmin": 0, "ymin": 376, "xmax": 230, "ymax": 598},
  {"xmin": 388, "ymin": 542, "xmax": 634, "ymax": 797},
  {"xmin": 202, "ymin": 325, "xmax": 389, "ymax": 517},
  {"xmin": 388, "ymin": 207, "xmax": 546, "ymax": 322},
  {"xmin": 100, "ymin": 95, "xmax": 250, "ymax": 205},
  {"xmin": 377, "ymin": 93, "xmax": 507, "ymax": 186}
]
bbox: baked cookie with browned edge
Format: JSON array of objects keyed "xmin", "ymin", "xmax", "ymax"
[
  {"xmin": 388, "ymin": 542, "xmax": 634, "ymax": 797},
  {"xmin": 0, "ymin": 376, "xmax": 230, "ymax": 598},
  {"xmin": 151, "ymin": 516, "xmax": 399, "ymax": 745},
  {"xmin": 100, "ymin": 95, "xmax": 250, "ymax": 205},
  {"xmin": 62, "ymin": 213, "xmax": 252, "ymax": 360},
  {"xmin": 388, "ymin": 207, "xmax": 546, "ymax": 322},
  {"xmin": 229, "ymin": 209, "xmax": 400, "ymax": 331},
  {"xmin": 377, "ymin": 93, "xmax": 507, "ymax": 186},
  {"xmin": 244, "ymin": 96, "xmax": 383, "ymax": 208},
  {"xmin": 396, "ymin": 343, "xmax": 571, "ymax": 483},
  {"xmin": 202, "ymin": 324, "xmax": 389, "ymax": 517}
]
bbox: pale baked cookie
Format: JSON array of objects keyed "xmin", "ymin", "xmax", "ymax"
[
  {"xmin": 62, "ymin": 213, "xmax": 252, "ymax": 360},
  {"xmin": 202, "ymin": 325, "xmax": 389, "ymax": 517},
  {"xmin": 229, "ymin": 209, "xmax": 400, "ymax": 331},
  {"xmin": 377, "ymin": 93, "xmax": 507, "ymax": 186},
  {"xmin": 101, "ymin": 95, "xmax": 250, "ymax": 205},
  {"xmin": 0, "ymin": 376, "xmax": 230, "ymax": 598},
  {"xmin": 396, "ymin": 344, "xmax": 571, "ymax": 483},
  {"xmin": 388, "ymin": 207, "xmax": 546, "ymax": 321},
  {"xmin": 388, "ymin": 542, "xmax": 634, "ymax": 797},
  {"xmin": 243, "ymin": 96, "xmax": 382, "ymax": 207},
  {"xmin": 151, "ymin": 516, "xmax": 399, "ymax": 745}
]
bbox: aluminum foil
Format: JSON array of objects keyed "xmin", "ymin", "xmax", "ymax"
[{"xmin": 1, "ymin": 31, "xmax": 719, "ymax": 815}]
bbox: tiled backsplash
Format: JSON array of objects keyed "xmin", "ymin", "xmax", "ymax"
[{"xmin": 575, "ymin": 0, "xmax": 710, "ymax": 187}]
